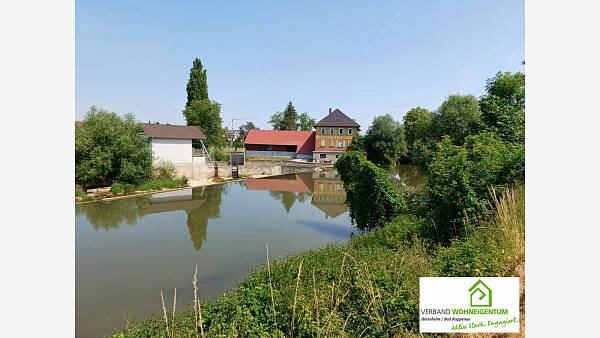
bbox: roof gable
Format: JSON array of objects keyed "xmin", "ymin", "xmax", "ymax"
[
  {"xmin": 142, "ymin": 123, "xmax": 206, "ymax": 140},
  {"xmin": 314, "ymin": 109, "xmax": 360, "ymax": 128},
  {"xmin": 244, "ymin": 130, "xmax": 316, "ymax": 154}
]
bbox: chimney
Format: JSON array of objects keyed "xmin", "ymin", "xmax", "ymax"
[{"xmin": 329, "ymin": 107, "xmax": 332, "ymax": 114}]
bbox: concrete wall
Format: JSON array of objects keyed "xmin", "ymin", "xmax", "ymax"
[{"xmin": 151, "ymin": 138, "xmax": 192, "ymax": 163}]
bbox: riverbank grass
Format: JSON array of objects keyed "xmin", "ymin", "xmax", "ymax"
[{"xmin": 115, "ymin": 187, "xmax": 524, "ymax": 337}]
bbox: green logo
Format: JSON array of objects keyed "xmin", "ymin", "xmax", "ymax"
[{"xmin": 469, "ymin": 279, "xmax": 492, "ymax": 307}]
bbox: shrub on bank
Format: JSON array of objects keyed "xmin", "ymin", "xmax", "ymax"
[
  {"xmin": 110, "ymin": 182, "xmax": 135, "ymax": 194},
  {"xmin": 423, "ymin": 133, "xmax": 524, "ymax": 242},
  {"xmin": 335, "ymin": 151, "xmax": 407, "ymax": 231},
  {"xmin": 75, "ymin": 186, "xmax": 86, "ymax": 198},
  {"xmin": 75, "ymin": 106, "xmax": 153, "ymax": 187}
]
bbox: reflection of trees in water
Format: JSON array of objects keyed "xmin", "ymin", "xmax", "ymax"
[
  {"xmin": 388, "ymin": 165, "xmax": 426, "ymax": 192},
  {"xmin": 185, "ymin": 184, "xmax": 229, "ymax": 250},
  {"xmin": 75, "ymin": 196, "xmax": 151, "ymax": 230},
  {"xmin": 269, "ymin": 191, "xmax": 311, "ymax": 213}
]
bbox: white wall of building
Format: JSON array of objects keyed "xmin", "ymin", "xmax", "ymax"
[{"xmin": 151, "ymin": 138, "xmax": 192, "ymax": 164}]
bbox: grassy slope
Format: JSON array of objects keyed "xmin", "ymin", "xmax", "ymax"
[{"xmin": 114, "ymin": 188, "xmax": 524, "ymax": 337}]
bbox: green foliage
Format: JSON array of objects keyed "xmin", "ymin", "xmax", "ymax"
[
  {"xmin": 75, "ymin": 106, "xmax": 153, "ymax": 187},
  {"xmin": 346, "ymin": 134, "xmax": 366, "ymax": 155},
  {"xmin": 110, "ymin": 182, "xmax": 135, "ymax": 194},
  {"xmin": 363, "ymin": 114, "xmax": 407, "ymax": 166},
  {"xmin": 335, "ymin": 151, "xmax": 406, "ymax": 230},
  {"xmin": 268, "ymin": 102, "xmax": 315, "ymax": 131},
  {"xmin": 183, "ymin": 99, "xmax": 224, "ymax": 147},
  {"xmin": 186, "ymin": 58, "xmax": 208, "ymax": 106},
  {"xmin": 209, "ymin": 147, "xmax": 230, "ymax": 161},
  {"xmin": 137, "ymin": 178, "xmax": 187, "ymax": 191},
  {"xmin": 432, "ymin": 94, "xmax": 481, "ymax": 145},
  {"xmin": 75, "ymin": 186, "xmax": 86, "ymax": 198},
  {"xmin": 153, "ymin": 162, "xmax": 176, "ymax": 181},
  {"xmin": 423, "ymin": 133, "xmax": 524, "ymax": 242},
  {"xmin": 282, "ymin": 101, "xmax": 298, "ymax": 130},
  {"xmin": 297, "ymin": 112, "xmax": 316, "ymax": 131},
  {"xmin": 479, "ymin": 71, "xmax": 525, "ymax": 144},
  {"xmin": 402, "ymin": 107, "xmax": 433, "ymax": 160}
]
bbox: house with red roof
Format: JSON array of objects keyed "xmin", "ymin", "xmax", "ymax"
[
  {"xmin": 244, "ymin": 129, "xmax": 315, "ymax": 160},
  {"xmin": 243, "ymin": 108, "xmax": 359, "ymax": 162}
]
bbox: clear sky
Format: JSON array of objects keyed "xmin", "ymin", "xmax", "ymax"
[{"xmin": 76, "ymin": 0, "xmax": 524, "ymax": 130}]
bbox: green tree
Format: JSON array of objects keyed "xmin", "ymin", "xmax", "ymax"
[
  {"xmin": 335, "ymin": 151, "xmax": 406, "ymax": 230},
  {"xmin": 297, "ymin": 112, "xmax": 316, "ymax": 131},
  {"xmin": 423, "ymin": 133, "xmax": 524, "ymax": 242},
  {"xmin": 183, "ymin": 99, "xmax": 224, "ymax": 147},
  {"xmin": 269, "ymin": 101, "xmax": 300, "ymax": 130},
  {"xmin": 347, "ymin": 134, "xmax": 366, "ymax": 155},
  {"xmin": 479, "ymin": 71, "xmax": 525, "ymax": 144},
  {"xmin": 282, "ymin": 101, "xmax": 298, "ymax": 130},
  {"xmin": 432, "ymin": 95, "xmax": 481, "ymax": 145},
  {"xmin": 268, "ymin": 111, "xmax": 285, "ymax": 130},
  {"xmin": 402, "ymin": 107, "xmax": 433, "ymax": 160},
  {"xmin": 186, "ymin": 58, "xmax": 208, "ymax": 107},
  {"xmin": 363, "ymin": 114, "xmax": 407, "ymax": 166},
  {"xmin": 75, "ymin": 106, "xmax": 153, "ymax": 187}
]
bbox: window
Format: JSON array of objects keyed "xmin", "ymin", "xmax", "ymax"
[
  {"xmin": 319, "ymin": 183, "xmax": 324, "ymax": 191},
  {"xmin": 320, "ymin": 128, "xmax": 325, "ymax": 134},
  {"xmin": 339, "ymin": 128, "xmax": 344, "ymax": 134},
  {"xmin": 348, "ymin": 128, "xmax": 353, "ymax": 135},
  {"xmin": 330, "ymin": 128, "xmax": 334, "ymax": 134},
  {"xmin": 329, "ymin": 140, "xmax": 334, "ymax": 147},
  {"xmin": 319, "ymin": 173, "xmax": 325, "ymax": 178},
  {"xmin": 336, "ymin": 184, "xmax": 342, "ymax": 191},
  {"xmin": 328, "ymin": 183, "xmax": 333, "ymax": 191},
  {"xmin": 320, "ymin": 139, "xmax": 325, "ymax": 147},
  {"xmin": 335, "ymin": 154, "xmax": 340, "ymax": 158},
  {"xmin": 338, "ymin": 140, "xmax": 343, "ymax": 147},
  {"xmin": 319, "ymin": 153, "xmax": 326, "ymax": 159}
]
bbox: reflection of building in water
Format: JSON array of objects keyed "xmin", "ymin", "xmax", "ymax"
[
  {"xmin": 311, "ymin": 171, "xmax": 349, "ymax": 219},
  {"xmin": 141, "ymin": 189, "xmax": 207, "ymax": 215},
  {"xmin": 245, "ymin": 174, "xmax": 312, "ymax": 193}
]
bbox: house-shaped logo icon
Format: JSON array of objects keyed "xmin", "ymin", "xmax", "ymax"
[{"xmin": 469, "ymin": 279, "xmax": 492, "ymax": 307}]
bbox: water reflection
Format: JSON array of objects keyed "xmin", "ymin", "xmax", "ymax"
[
  {"xmin": 387, "ymin": 164, "xmax": 426, "ymax": 192},
  {"xmin": 185, "ymin": 184, "xmax": 228, "ymax": 250}
]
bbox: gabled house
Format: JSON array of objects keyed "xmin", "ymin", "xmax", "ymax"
[
  {"xmin": 313, "ymin": 108, "xmax": 360, "ymax": 163},
  {"xmin": 141, "ymin": 123, "xmax": 206, "ymax": 177}
]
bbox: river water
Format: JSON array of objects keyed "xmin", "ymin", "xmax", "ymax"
[{"xmin": 75, "ymin": 167, "xmax": 423, "ymax": 337}]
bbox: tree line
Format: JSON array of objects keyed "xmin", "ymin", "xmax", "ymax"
[
  {"xmin": 348, "ymin": 70, "xmax": 525, "ymax": 169},
  {"xmin": 337, "ymin": 69, "xmax": 525, "ymax": 243}
]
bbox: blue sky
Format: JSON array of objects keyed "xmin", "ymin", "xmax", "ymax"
[{"xmin": 76, "ymin": 0, "xmax": 524, "ymax": 130}]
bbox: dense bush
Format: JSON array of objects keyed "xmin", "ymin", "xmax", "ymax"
[
  {"xmin": 335, "ymin": 151, "xmax": 406, "ymax": 230},
  {"xmin": 210, "ymin": 147, "xmax": 230, "ymax": 161},
  {"xmin": 75, "ymin": 106, "xmax": 153, "ymax": 187},
  {"xmin": 423, "ymin": 133, "xmax": 524, "ymax": 242},
  {"xmin": 75, "ymin": 186, "xmax": 86, "ymax": 198}
]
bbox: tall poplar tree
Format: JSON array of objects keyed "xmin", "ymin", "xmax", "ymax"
[{"xmin": 186, "ymin": 58, "xmax": 208, "ymax": 107}]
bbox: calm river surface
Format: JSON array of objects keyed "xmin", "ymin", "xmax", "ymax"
[{"xmin": 75, "ymin": 168, "xmax": 423, "ymax": 337}]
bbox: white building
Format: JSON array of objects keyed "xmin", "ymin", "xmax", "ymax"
[{"xmin": 141, "ymin": 123, "xmax": 207, "ymax": 178}]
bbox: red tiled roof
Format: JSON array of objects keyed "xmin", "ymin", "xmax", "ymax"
[
  {"xmin": 245, "ymin": 174, "xmax": 312, "ymax": 193},
  {"xmin": 244, "ymin": 130, "xmax": 315, "ymax": 154},
  {"xmin": 142, "ymin": 123, "xmax": 206, "ymax": 140}
]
